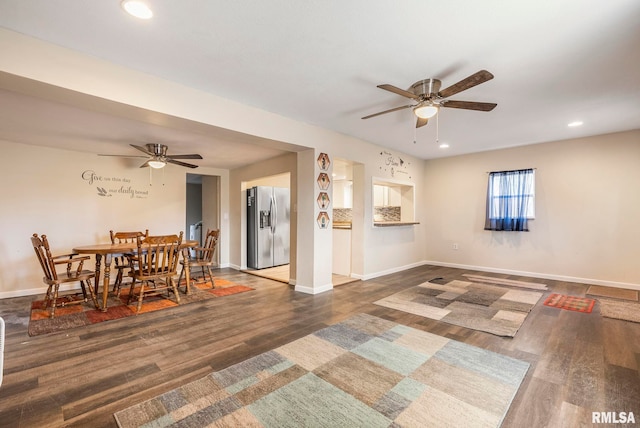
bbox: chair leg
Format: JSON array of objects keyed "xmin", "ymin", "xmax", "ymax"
[
  {"xmin": 84, "ymin": 279, "xmax": 100, "ymax": 309},
  {"xmin": 136, "ymin": 282, "xmax": 145, "ymax": 314},
  {"xmin": 80, "ymin": 281, "xmax": 88, "ymax": 302},
  {"xmin": 44, "ymin": 285, "xmax": 54, "ymax": 312},
  {"xmin": 127, "ymin": 279, "xmax": 137, "ymax": 305},
  {"xmin": 177, "ymin": 265, "xmax": 185, "ymax": 292},
  {"xmin": 49, "ymin": 285, "xmax": 60, "ymax": 319},
  {"xmin": 206, "ymin": 266, "xmax": 215, "ymax": 288},
  {"xmin": 113, "ymin": 269, "xmax": 123, "ymax": 296},
  {"xmin": 169, "ymin": 277, "xmax": 181, "ymax": 304}
]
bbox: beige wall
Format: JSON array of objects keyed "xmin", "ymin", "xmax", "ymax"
[
  {"xmin": 0, "ymin": 139, "xmax": 229, "ymax": 297},
  {"xmin": 423, "ymin": 130, "xmax": 640, "ymax": 289}
]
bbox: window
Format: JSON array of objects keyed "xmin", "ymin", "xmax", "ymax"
[{"xmin": 485, "ymin": 169, "xmax": 535, "ymax": 231}]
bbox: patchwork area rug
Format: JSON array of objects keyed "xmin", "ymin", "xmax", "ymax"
[
  {"xmin": 587, "ymin": 285, "xmax": 639, "ymax": 302},
  {"xmin": 113, "ymin": 313, "xmax": 530, "ymax": 428},
  {"xmin": 598, "ymin": 299, "xmax": 640, "ymax": 324},
  {"xmin": 374, "ymin": 279, "xmax": 543, "ymax": 337},
  {"xmin": 462, "ymin": 274, "xmax": 548, "ymax": 291},
  {"xmin": 28, "ymin": 278, "xmax": 253, "ymax": 336},
  {"xmin": 543, "ymin": 294, "xmax": 595, "ymax": 313}
]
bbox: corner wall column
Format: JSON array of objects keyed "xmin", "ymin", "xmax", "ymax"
[{"xmin": 294, "ymin": 149, "xmax": 333, "ymax": 294}]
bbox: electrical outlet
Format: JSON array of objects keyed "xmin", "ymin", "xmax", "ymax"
[{"xmin": 453, "ymin": 243, "xmax": 459, "ymax": 250}]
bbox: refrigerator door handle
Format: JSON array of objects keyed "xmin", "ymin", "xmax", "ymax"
[{"xmin": 271, "ymin": 194, "xmax": 277, "ymax": 234}]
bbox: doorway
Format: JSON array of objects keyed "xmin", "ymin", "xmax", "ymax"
[{"xmin": 186, "ymin": 173, "xmax": 220, "ymax": 262}]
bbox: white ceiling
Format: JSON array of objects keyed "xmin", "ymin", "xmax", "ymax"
[{"xmin": 0, "ymin": 0, "xmax": 639, "ymax": 169}]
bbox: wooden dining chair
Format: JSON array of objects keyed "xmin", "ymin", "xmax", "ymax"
[
  {"xmin": 109, "ymin": 229, "xmax": 149, "ymax": 297},
  {"xmin": 30, "ymin": 233, "xmax": 100, "ymax": 318},
  {"xmin": 178, "ymin": 229, "xmax": 219, "ymax": 291},
  {"xmin": 126, "ymin": 232, "xmax": 183, "ymax": 314}
]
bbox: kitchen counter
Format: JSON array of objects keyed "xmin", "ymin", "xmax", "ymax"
[
  {"xmin": 373, "ymin": 221, "xmax": 420, "ymax": 227},
  {"xmin": 333, "ymin": 222, "xmax": 352, "ymax": 229}
]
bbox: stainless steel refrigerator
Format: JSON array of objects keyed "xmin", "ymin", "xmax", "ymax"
[{"xmin": 247, "ymin": 186, "xmax": 290, "ymax": 269}]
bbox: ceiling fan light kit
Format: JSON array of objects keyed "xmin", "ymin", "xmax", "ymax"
[
  {"xmin": 413, "ymin": 103, "xmax": 439, "ymax": 119},
  {"xmin": 98, "ymin": 143, "xmax": 203, "ymax": 169},
  {"xmin": 147, "ymin": 159, "xmax": 167, "ymax": 169},
  {"xmin": 363, "ymin": 70, "xmax": 497, "ymax": 128}
]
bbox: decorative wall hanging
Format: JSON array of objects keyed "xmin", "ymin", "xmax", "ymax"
[
  {"xmin": 378, "ymin": 150, "xmax": 412, "ymax": 179},
  {"xmin": 317, "ymin": 153, "xmax": 331, "ymax": 171},
  {"xmin": 81, "ymin": 169, "xmax": 149, "ymax": 199},
  {"xmin": 317, "ymin": 192, "xmax": 330, "ymax": 209},
  {"xmin": 317, "ymin": 212, "xmax": 330, "ymax": 229},
  {"xmin": 316, "ymin": 152, "xmax": 331, "ymax": 229},
  {"xmin": 317, "ymin": 173, "xmax": 330, "ymax": 190}
]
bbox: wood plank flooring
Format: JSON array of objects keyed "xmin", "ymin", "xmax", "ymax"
[
  {"xmin": 243, "ymin": 264, "xmax": 359, "ymax": 286},
  {"xmin": 0, "ymin": 265, "xmax": 638, "ymax": 427}
]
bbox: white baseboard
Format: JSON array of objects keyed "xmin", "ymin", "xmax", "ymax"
[
  {"xmin": 0, "ymin": 283, "xmax": 83, "ymax": 299},
  {"xmin": 294, "ymin": 282, "xmax": 333, "ymax": 295},
  {"xmin": 357, "ymin": 261, "xmax": 429, "ymax": 281},
  {"xmin": 425, "ymin": 260, "xmax": 640, "ymax": 291}
]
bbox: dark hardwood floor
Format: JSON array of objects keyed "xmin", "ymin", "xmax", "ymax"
[{"xmin": 0, "ymin": 265, "xmax": 638, "ymax": 427}]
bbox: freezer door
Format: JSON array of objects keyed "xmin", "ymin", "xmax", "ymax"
[
  {"xmin": 255, "ymin": 186, "xmax": 275, "ymax": 269},
  {"xmin": 247, "ymin": 186, "xmax": 274, "ymax": 269},
  {"xmin": 272, "ymin": 187, "xmax": 290, "ymax": 266},
  {"xmin": 246, "ymin": 188, "xmax": 259, "ymax": 269}
]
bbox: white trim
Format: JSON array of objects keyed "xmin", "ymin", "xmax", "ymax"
[
  {"xmin": 294, "ymin": 282, "xmax": 333, "ymax": 294},
  {"xmin": 359, "ymin": 261, "xmax": 429, "ymax": 281},
  {"xmin": 0, "ymin": 316, "xmax": 4, "ymax": 387},
  {"xmin": 425, "ymin": 260, "xmax": 640, "ymax": 291},
  {"xmin": 0, "ymin": 283, "xmax": 83, "ymax": 299}
]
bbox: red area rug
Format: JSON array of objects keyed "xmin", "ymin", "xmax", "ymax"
[
  {"xmin": 543, "ymin": 293, "xmax": 595, "ymax": 313},
  {"xmin": 28, "ymin": 278, "xmax": 253, "ymax": 336}
]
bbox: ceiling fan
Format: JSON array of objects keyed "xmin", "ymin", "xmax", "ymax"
[
  {"xmin": 99, "ymin": 143, "xmax": 203, "ymax": 169},
  {"xmin": 362, "ymin": 70, "xmax": 497, "ymax": 128}
]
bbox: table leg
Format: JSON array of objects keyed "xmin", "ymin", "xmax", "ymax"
[
  {"xmin": 181, "ymin": 247, "xmax": 192, "ymax": 295},
  {"xmin": 94, "ymin": 254, "xmax": 102, "ymax": 297},
  {"xmin": 101, "ymin": 254, "xmax": 113, "ymax": 312}
]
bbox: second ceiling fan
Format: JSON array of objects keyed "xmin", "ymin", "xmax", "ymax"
[{"xmin": 362, "ymin": 70, "xmax": 497, "ymax": 128}]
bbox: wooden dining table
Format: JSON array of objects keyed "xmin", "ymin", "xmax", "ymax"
[{"xmin": 73, "ymin": 240, "xmax": 198, "ymax": 311}]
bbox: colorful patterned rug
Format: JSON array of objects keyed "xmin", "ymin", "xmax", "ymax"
[
  {"xmin": 113, "ymin": 313, "xmax": 530, "ymax": 427},
  {"xmin": 28, "ymin": 278, "xmax": 253, "ymax": 336},
  {"xmin": 374, "ymin": 279, "xmax": 543, "ymax": 337},
  {"xmin": 543, "ymin": 293, "xmax": 595, "ymax": 313}
]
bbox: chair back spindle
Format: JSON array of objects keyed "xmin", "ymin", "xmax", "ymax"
[{"xmin": 31, "ymin": 234, "xmax": 57, "ymax": 281}]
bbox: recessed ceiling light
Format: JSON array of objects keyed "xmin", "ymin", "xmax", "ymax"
[
  {"xmin": 121, "ymin": 1, "xmax": 153, "ymax": 19},
  {"xmin": 439, "ymin": 143, "xmax": 450, "ymax": 149},
  {"xmin": 568, "ymin": 121, "xmax": 583, "ymax": 127}
]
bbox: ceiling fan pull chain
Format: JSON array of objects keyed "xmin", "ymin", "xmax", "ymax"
[
  {"xmin": 413, "ymin": 118, "xmax": 417, "ymax": 144},
  {"xmin": 149, "ymin": 167, "xmax": 153, "ymax": 186},
  {"xmin": 436, "ymin": 112, "xmax": 440, "ymax": 145}
]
